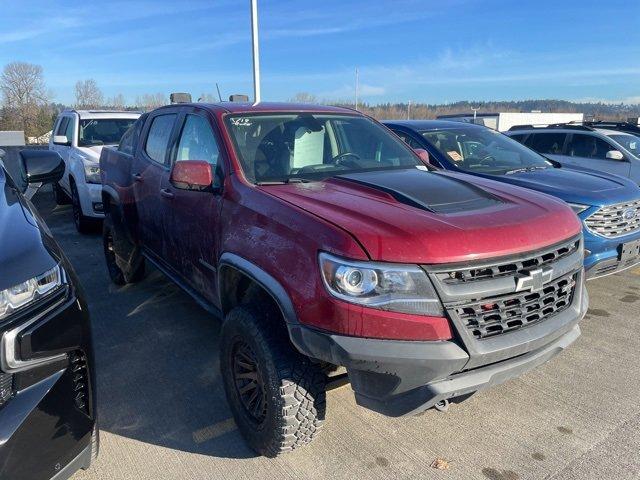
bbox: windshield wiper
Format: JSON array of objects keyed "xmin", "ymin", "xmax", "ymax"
[
  {"xmin": 256, "ymin": 178, "xmax": 312, "ymax": 186},
  {"xmin": 505, "ymin": 166, "xmax": 547, "ymax": 175}
]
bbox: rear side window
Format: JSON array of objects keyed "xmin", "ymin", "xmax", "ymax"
[
  {"xmin": 144, "ymin": 114, "xmax": 176, "ymax": 164},
  {"xmin": 528, "ymin": 133, "xmax": 567, "ymax": 154},
  {"xmin": 567, "ymin": 134, "xmax": 612, "ymax": 160},
  {"xmin": 118, "ymin": 118, "xmax": 144, "ymax": 155},
  {"xmin": 508, "ymin": 133, "xmax": 527, "ymax": 143},
  {"xmin": 176, "ymin": 114, "xmax": 220, "ymax": 165},
  {"xmin": 393, "ymin": 130, "xmax": 423, "ymax": 149}
]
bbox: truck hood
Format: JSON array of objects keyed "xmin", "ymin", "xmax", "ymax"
[
  {"xmin": 498, "ymin": 167, "xmax": 639, "ymax": 206},
  {"xmin": 261, "ymin": 168, "xmax": 581, "ymax": 264},
  {"xmin": 77, "ymin": 145, "xmax": 104, "ymax": 161},
  {"xmin": 0, "ymin": 169, "xmax": 57, "ymax": 290}
]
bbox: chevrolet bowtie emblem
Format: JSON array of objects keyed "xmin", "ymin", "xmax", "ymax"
[{"xmin": 515, "ymin": 268, "xmax": 553, "ymax": 293}]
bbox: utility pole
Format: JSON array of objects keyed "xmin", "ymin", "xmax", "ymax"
[
  {"xmin": 471, "ymin": 106, "xmax": 479, "ymax": 123},
  {"xmin": 250, "ymin": 0, "xmax": 261, "ymax": 104},
  {"xmin": 407, "ymin": 100, "xmax": 411, "ymax": 120},
  {"xmin": 354, "ymin": 67, "xmax": 359, "ymax": 111}
]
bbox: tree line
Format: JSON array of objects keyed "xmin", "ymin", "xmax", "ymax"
[{"xmin": 2, "ymin": 61, "xmax": 639, "ymax": 140}]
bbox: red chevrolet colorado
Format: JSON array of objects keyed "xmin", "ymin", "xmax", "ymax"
[{"xmin": 100, "ymin": 102, "xmax": 587, "ymax": 456}]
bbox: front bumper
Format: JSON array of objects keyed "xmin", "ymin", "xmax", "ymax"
[
  {"xmin": 584, "ymin": 230, "xmax": 640, "ymax": 279},
  {"xmin": 0, "ymin": 290, "xmax": 96, "ymax": 480},
  {"xmin": 77, "ymin": 181, "xmax": 104, "ymax": 219},
  {"xmin": 288, "ymin": 286, "xmax": 587, "ymax": 417}
]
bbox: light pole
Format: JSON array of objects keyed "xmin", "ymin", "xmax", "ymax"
[
  {"xmin": 250, "ymin": 0, "xmax": 261, "ymax": 104},
  {"xmin": 354, "ymin": 67, "xmax": 359, "ymax": 111}
]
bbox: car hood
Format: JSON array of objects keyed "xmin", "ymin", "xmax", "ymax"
[
  {"xmin": 0, "ymin": 169, "xmax": 57, "ymax": 290},
  {"xmin": 77, "ymin": 145, "xmax": 103, "ymax": 161},
  {"xmin": 499, "ymin": 167, "xmax": 639, "ymax": 206},
  {"xmin": 261, "ymin": 168, "xmax": 581, "ymax": 264}
]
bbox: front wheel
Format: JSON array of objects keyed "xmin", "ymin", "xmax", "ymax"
[
  {"xmin": 103, "ymin": 213, "xmax": 145, "ymax": 285},
  {"xmin": 220, "ymin": 305, "xmax": 327, "ymax": 457},
  {"xmin": 71, "ymin": 181, "xmax": 95, "ymax": 234}
]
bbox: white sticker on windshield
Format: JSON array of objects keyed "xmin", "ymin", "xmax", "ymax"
[{"xmin": 231, "ymin": 117, "xmax": 252, "ymax": 126}]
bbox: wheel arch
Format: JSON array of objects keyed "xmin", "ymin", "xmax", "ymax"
[{"xmin": 218, "ymin": 252, "xmax": 299, "ymax": 326}]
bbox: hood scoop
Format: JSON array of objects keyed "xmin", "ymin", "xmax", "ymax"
[{"xmin": 337, "ymin": 169, "xmax": 503, "ymax": 214}]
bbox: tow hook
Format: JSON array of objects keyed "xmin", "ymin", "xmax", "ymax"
[{"xmin": 434, "ymin": 399, "xmax": 449, "ymax": 413}]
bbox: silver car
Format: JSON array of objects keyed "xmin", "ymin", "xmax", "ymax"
[{"xmin": 507, "ymin": 125, "xmax": 640, "ymax": 184}]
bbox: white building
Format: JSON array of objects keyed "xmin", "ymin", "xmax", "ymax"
[
  {"xmin": 0, "ymin": 131, "xmax": 25, "ymax": 146},
  {"xmin": 436, "ymin": 112, "xmax": 584, "ymax": 132}
]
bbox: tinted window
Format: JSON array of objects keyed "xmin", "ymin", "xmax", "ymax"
[
  {"xmin": 176, "ymin": 115, "xmax": 219, "ymax": 165},
  {"xmin": 528, "ymin": 133, "xmax": 567, "ymax": 154},
  {"xmin": 508, "ymin": 133, "xmax": 527, "ymax": 143},
  {"xmin": 118, "ymin": 118, "xmax": 144, "ymax": 155},
  {"xmin": 394, "ymin": 130, "xmax": 423, "ymax": 149},
  {"xmin": 64, "ymin": 117, "xmax": 76, "ymax": 143},
  {"xmin": 567, "ymin": 134, "xmax": 613, "ymax": 160},
  {"xmin": 56, "ymin": 117, "xmax": 69, "ymax": 136},
  {"xmin": 144, "ymin": 114, "xmax": 177, "ymax": 164}
]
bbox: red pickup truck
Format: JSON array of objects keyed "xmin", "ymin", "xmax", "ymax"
[{"xmin": 100, "ymin": 102, "xmax": 587, "ymax": 456}]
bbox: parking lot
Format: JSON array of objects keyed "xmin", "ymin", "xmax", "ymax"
[{"xmin": 30, "ymin": 191, "xmax": 640, "ymax": 480}]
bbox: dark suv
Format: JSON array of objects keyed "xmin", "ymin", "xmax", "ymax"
[
  {"xmin": 100, "ymin": 102, "xmax": 586, "ymax": 456},
  {"xmin": 0, "ymin": 149, "xmax": 97, "ymax": 479}
]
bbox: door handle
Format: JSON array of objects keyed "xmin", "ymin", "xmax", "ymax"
[
  {"xmin": 160, "ymin": 188, "xmax": 174, "ymax": 199},
  {"xmin": 132, "ymin": 173, "xmax": 142, "ymax": 182}
]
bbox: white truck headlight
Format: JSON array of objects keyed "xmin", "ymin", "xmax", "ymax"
[
  {"xmin": 84, "ymin": 163, "xmax": 101, "ymax": 184},
  {"xmin": 319, "ymin": 252, "xmax": 443, "ymax": 316},
  {"xmin": 0, "ymin": 265, "xmax": 65, "ymax": 320}
]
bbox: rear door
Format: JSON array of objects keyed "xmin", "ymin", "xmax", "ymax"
[
  {"xmin": 561, "ymin": 133, "xmax": 631, "ymax": 177},
  {"xmin": 524, "ymin": 132, "xmax": 568, "ymax": 164},
  {"xmin": 160, "ymin": 107, "xmax": 224, "ymax": 303},
  {"xmin": 131, "ymin": 109, "xmax": 180, "ymax": 257}
]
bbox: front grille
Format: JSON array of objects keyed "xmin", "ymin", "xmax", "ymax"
[
  {"xmin": 585, "ymin": 199, "xmax": 640, "ymax": 238},
  {"xmin": 0, "ymin": 372, "xmax": 14, "ymax": 407},
  {"xmin": 435, "ymin": 238, "xmax": 580, "ymax": 285},
  {"xmin": 452, "ymin": 273, "xmax": 577, "ymax": 339}
]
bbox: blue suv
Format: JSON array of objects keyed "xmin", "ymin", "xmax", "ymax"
[{"xmin": 384, "ymin": 120, "xmax": 640, "ymax": 279}]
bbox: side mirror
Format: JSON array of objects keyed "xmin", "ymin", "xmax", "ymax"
[
  {"xmin": 413, "ymin": 148, "xmax": 439, "ymax": 168},
  {"xmin": 53, "ymin": 135, "xmax": 70, "ymax": 146},
  {"xmin": 170, "ymin": 160, "xmax": 214, "ymax": 192},
  {"xmin": 606, "ymin": 150, "xmax": 625, "ymax": 161},
  {"xmin": 19, "ymin": 150, "xmax": 65, "ymax": 200}
]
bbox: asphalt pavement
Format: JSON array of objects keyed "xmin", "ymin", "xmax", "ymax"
[{"xmin": 30, "ymin": 191, "xmax": 640, "ymax": 480}]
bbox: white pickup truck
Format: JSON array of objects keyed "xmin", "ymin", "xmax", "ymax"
[{"xmin": 50, "ymin": 110, "xmax": 140, "ymax": 232}]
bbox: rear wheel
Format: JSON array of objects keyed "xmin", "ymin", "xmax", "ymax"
[
  {"xmin": 220, "ymin": 304, "xmax": 327, "ymax": 457},
  {"xmin": 103, "ymin": 212, "xmax": 145, "ymax": 285},
  {"xmin": 71, "ymin": 181, "xmax": 94, "ymax": 234}
]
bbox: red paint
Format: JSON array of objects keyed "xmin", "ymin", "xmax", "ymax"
[{"xmin": 101, "ymin": 102, "xmax": 582, "ymax": 342}]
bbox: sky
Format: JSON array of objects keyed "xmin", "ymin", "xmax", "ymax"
[{"xmin": 1, "ymin": 0, "xmax": 639, "ymax": 106}]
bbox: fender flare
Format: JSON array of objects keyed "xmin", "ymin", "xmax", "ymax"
[
  {"xmin": 217, "ymin": 252, "xmax": 299, "ymax": 326},
  {"xmin": 101, "ymin": 185, "xmax": 120, "ymax": 206}
]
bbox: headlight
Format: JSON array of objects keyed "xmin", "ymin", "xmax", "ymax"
[
  {"xmin": 84, "ymin": 163, "xmax": 101, "ymax": 184},
  {"xmin": 0, "ymin": 265, "xmax": 65, "ymax": 320},
  {"xmin": 568, "ymin": 203, "xmax": 589, "ymax": 215},
  {"xmin": 319, "ymin": 252, "xmax": 443, "ymax": 316}
]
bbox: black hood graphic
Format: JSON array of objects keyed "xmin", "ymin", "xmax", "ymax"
[{"xmin": 337, "ymin": 168, "xmax": 503, "ymax": 214}]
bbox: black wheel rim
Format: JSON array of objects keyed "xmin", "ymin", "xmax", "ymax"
[{"xmin": 232, "ymin": 341, "xmax": 267, "ymax": 424}]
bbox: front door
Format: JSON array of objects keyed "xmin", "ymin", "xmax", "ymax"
[
  {"xmin": 557, "ymin": 133, "xmax": 631, "ymax": 178},
  {"xmin": 132, "ymin": 111, "xmax": 179, "ymax": 257},
  {"xmin": 51, "ymin": 115, "xmax": 75, "ymax": 193},
  {"xmin": 161, "ymin": 108, "xmax": 224, "ymax": 304}
]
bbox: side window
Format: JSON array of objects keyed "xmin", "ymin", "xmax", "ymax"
[
  {"xmin": 118, "ymin": 118, "xmax": 143, "ymax": 155},
  {"xmin": 528, "ymin": 133, "xmax": 567, "ymax": 154},
  {"xmin": 394, "ymin": 130, "xmax": 422, "ymax": 150},
  {"xmin": 176, "ymin": 114, "xmax": 220, "ymax": 165},
  {"xmin": 567, "ymin": 134, "xmax": 612, "ymax": 160},
  {"xmin": 64, "ymin": 116, "xmax": 76, "ymax": 144},
  {"xmin": 508, "ymin": 133, "xmax": 527, "ymax": 144},
  {"xmin": 56, "ymin": 117, "xmax": 69, "ymax": 136},
  {"xmin": 144, "ymin": 114, "xmax": 177, "ymax": 164}
]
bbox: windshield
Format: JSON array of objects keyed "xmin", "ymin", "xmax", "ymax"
[
  {"xmin": 609, "ymin": 134, "xmax": 640, "ymax": 158},
  {"xmin": 225, "ymin": 113, "xmax": 421, "ymax": 183},
  {"xmin": 422, "ymin": 127, "xmax": 552, "ymax": 175},
  {"xmin": 78, "ymin": 118, "xmax": 137, "ymax": 147}
]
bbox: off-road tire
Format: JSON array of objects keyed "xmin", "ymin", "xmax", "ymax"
[
  {"xmin": 220, "ymin": 304, "xmax": 326, "ymax": 457},
  {"xmin": 52, "ymin": 182, "xmax": 71, "ymax": 205},
  {"xmin": 103, "ymin": 213, "xmax": 145, "ymax": 285},
  {"xmin": 71, "ymin": 180, "xmax": 94, "ymax": 234}
]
